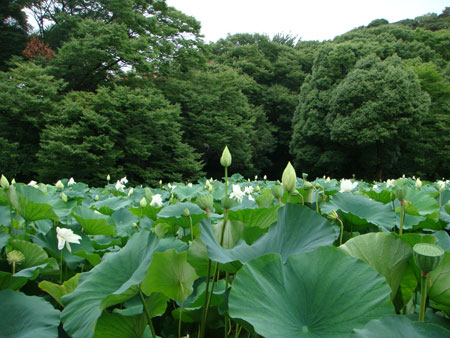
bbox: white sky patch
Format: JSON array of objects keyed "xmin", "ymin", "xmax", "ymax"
[{"xmin": 166, "ymin": 0, "xmax": 448, "ymax": 42}]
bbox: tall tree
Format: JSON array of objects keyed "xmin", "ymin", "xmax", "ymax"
[{"xmin": 0, "ymin": 61, "xmax": 64, "ymax": 180}]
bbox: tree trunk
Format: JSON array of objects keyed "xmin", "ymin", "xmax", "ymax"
[{"xmin": 376, "ymin": 141, "xmax": 383, "ymax": 181}]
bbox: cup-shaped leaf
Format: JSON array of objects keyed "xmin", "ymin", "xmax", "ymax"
[{"xmin": 229, "ymin": 247, "xmax": 394, "ymax": 338}]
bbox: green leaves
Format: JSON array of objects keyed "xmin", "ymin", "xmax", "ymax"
[
  {"xmin": 229, "ymin": 247, "xmax": 394, "ymax": 338},
  {"xmin": 141, "ymin": 249, "xmax": 197, "ymax": 301},
  {"xmin": 0, "ymin": 289, "xmax": 60, "ymax": 338},
  {"xmin": 72, "ymin": 206, "xmax": 117, "ymax": 236},
  {"xmin": 200, "ymin": 203, "xmax": 339, "ymax": 264}
]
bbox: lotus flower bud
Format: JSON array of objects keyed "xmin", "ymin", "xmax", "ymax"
[
  {"xmin": 415, "ymin": 178, "xmax": 422, "ymax": 189},
  {"xmin": 263, "ymin": 175, "xmax": 267, "ymax": 180},
  {"xmin": 94, "ymin": 194, "xmax": 99, "ymax": 201},
  {"xmin": 140, "ymin": 197, "xmax": 147, "ymax": 208},
  {"xmin": 7, "ymin": 250, "xmax": 25, "ymax": 265},
  {"xmin": 197, "ymin": 192, "xmax": 213, "ymax": 211},
  {"xmin": 303, "ymin": 181, "xmax": 313, "ymax": 190},
  {"xmin": 272, "ymin": 185, "xmax": 284, "ymax": 199},
  {"xmin": 220, "ymin": 146, "xmax": 232, "ymax": 167},
  {"xmin": 106, "ymin": 174, "xmax": 110, "ymax": 182},
  {"xmin": 182, "ymin": 208, "xmax": 190, "ymax": 217},
  {"xmin": 221, "ymin": 197, "xmax": 234, "ymax": 209},
  {"xmin": 55, "ymin": 180, "xmax": 64, "ymax": 190},
  {"xmin": 413, "ymin": 243, "xmax": 444, "ymax": 273},
  {"xmin": 144, "ymin": 187, "xmax": 153, "ymax": 201},
  {"xmin": 1, "ymin": 174, "xmax": 9, "ymax": 189},
  {"xmin": 128, "ymin": 188, "xmax": 134, "ymax": 196},
  {"xmin": 282, "ymin": 162, "xmax": 297, "ymax": 193},
  {"xmin": 61, "ymin": 192, "xmax": 68, "ymax": 203}
]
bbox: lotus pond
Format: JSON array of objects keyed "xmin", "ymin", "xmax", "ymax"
[{"xmin": 0, "ymin": 172, "xmax": 450, "ymax": 338}]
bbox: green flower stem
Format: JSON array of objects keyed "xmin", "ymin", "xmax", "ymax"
[
  {"xmin": 201, "ymin": 262, "xmax": 219, "ymax": 338},
  {"xmin": 9, "ymin": 206, "xmax": 15, "ymax": 237},
  {"xmin": 60, "ymin": 250, "xmax": 63, "ymax": 285},
  {"xmin": 139, "ymin": 289, "xmax": 157, "ymax": 338},
  {"xmin": 12, "ymin": 261, "xmax": 15, "ymax": 275},
  {"xmin": 199, "ymin": 259, "xmax": 212, "ymax": 337},
  {"xmin": 235, "ymin": 324, "xmax": 243, "ymax": 338},
  {"xmin": 419, "ymin": 272, "xmax": 429, "ymax": 322},
  {"xmin": 439, "ymin": 191, "xmax": 442, "ymax": 208},
  {"xmin": 315, "ymin": 189, "xmax": 319, "ymax": 213},
  {"xmin": 224, "ymin": 166, "xmax": 228, "ymax": 198},
  {"xmin": 224, "ymin": 272, "xmax": 230, "ymax": 338},
  {"xmin": 188, "ymin": 215, "xmax": 193, "ymax": 241},
  {"xmin": 178, "ymin": 283, "xmax": 185, "ymax": 338},
  {"xmin": 338, "ymin": 219, "xmax": 344, "ymax": 246},
  {"xmin": 399, "ymin": 201, "xmax": 405, "ymax": 235}
]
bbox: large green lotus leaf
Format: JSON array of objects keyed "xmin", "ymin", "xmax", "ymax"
[
  {"xmin": 157, "ymin": 202, "xmax": 206, "ymax": 228},
  {"xmin": 8, "ymin": 184, "xmax": 59, "ymax": 222},
  {"xmin": 321, "ymin": 193, "xmax": 396, "ymax": 231},
  {"xmin": 0, "ymin": 289, "xmax": 60, "ymax": 338},
  {"xmin": 428, "ymin": 251, "xmax": 450, "ymax": 306},
  {"xmin": 113, "ymin": 292, "xmax": 168, "ymax": 318},
  {"xmin": 48, "ymin": 197, "xmax": 78, "ymax": 220},
  {"xmin": 129, "ymin": 205, "xmax": 161, "ymax": 221},
  {"xmin": 72, "ymin": 205, "xmax": 117, "ymax": 235},
  {"xmin": 61, "ymin": 231, "xmax": 186, "ymax": 338},
  {"xmin": 141, "ymin": 249, "xmax": 198, "ymax": 301},
  {"xmin": 405, "ymin": 188, "xmax": 439, "ymax": 221},
  {"xmin": 91, "ymin": 197, "xmax": 131, "ymax": 216},
  {"xmin": 229, "ymin": 247, "xmax": 394, "ymax": 338},
  {"xmin": 255, "ymin": 189, "xmax": 275, "ymax": 208},
  {"xmin": 395, "ymin": 212, "xmax": 426, "ymax": 230},
  {"xmin": 351, "ymin": 315, "xmax": 450, "ymax": 337},
  {"xmin": 200, "ymin": 203, "xmax": 339, "ymax": 264},
  {"xmin": 10, "ymin": 239, "xmax": 49, "ymax": 268},
  {"xmin": 0, "ymin": 271, "xmax": 27, "ymax": 290},
  {"xmin": 111, "ymin": 207, "xmax": 139, "ymax": 237},
  {"xmin": 0, "ymin": 205, "xmax": 12, "ymax": 227},
  {"xmin": 339, "ymin": 233, "xmax": 412, "ymax": 301},
  {"xmin": 93, "ymin": 312, "xmax": 147, "ymax": 338},
  {"xmin": 364, "ymin": 189, "xmax": 393, "ymax": 204},
  {"xmin": 227, "ymin": 206, "xmax": 279, "ymax": 229},
  {"xmin": 0, "ymin": 232, "xmax": 10, "ymax": 251},
  {"xmin": 434, "ymin": 230, "xmax": 450, "ymax": 251},
  {"xmin": 39, "ymin": 273, "xmax": 80, "ymax": 306},
  {"xmin": 173, "ymin": 184, "xmax": 204, "ymax": 201}
]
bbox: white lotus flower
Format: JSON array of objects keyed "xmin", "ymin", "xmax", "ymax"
[
  {"xmin": 167, "ymin": 183, "xmax": 176, "ymax": 191},
  {"xmin": 386, "ymin": 179, "xmax": 395, "ymax": 188},
  {"xmin": 150, "ymin": 194, "xmax": 163, "ymax": 207},
  {"xmin": 244, "ymin": 186, "xmax": 254, "ymax": 195},
  {"xmin": 340, "ymin": 179, "xmax": 358, "ymax": 193},
  {"xmin": 55, "ymin": 180, "xmax": 64, "ymax": 189},
  {"xmin": 373, "ymin": 184, "xmax": 378, "ymax": 189},
  {"xmin": 437, "ymin": 180, "xmax": 446, "ymax": 190},
  {"xmin": 188, "ymin": 183, "xmax": 193, "ymax": 187},
  {"xmin": 115, "ymin": 180, "xmax": 125, "ymax": 191},
  {"xmin": 248, "ymin": 195, "xmax": 255, "ymax": 201},
  {"xmin": 326, "ymin": 177, "xmax": 331, "ymax": 182},
  {"xmin": 230, "ymin": 184, "xmax": 244, "ymax": 202},
  {"xmin": 56, "ymin": 227, "xmax": 81, "ymax": 253},
  {"xmin": 67, "ymin": 177, "xmax": 76, "ymax": 186},
  {"xmin": 120, "ymin": 176, "xmax": 128, "ymax": 184},
  {"xmin": 28, "ymin": 180, "xmax": 38, "ymax": 187}
]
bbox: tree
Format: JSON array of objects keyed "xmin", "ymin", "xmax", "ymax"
[
  {"xmin": 38, "ymin": 85, "xmax": 204, "ymax": 185},
  {"xmin": 0, "ymin": 0, "xmax": 30, "ymax": 70},
  {"xmin": 327, "ymin": 55, "xmax": 430, "ymax": 180},
  {"xmin": 0, "ymin": 61, "xmax": 64, "ymax": 180},
  {"xmin": 155, "ymin": 63, "xmax": 274, "ymax": 178}
]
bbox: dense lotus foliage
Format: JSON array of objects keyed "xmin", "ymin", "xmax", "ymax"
[{"xmin": 0, "ymin": 172, "xmax": 450, "ymax": 337}]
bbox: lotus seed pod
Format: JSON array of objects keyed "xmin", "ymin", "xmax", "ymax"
[
  {"xmin": 221, "ymin": 197, "xmax": 234, "ymax": 209},
  {"xmin": 55, "ymin": 180, "xmax": 64, "ymax": 190},
  {"xmin": 144, "ymin": 187, "xmax": 153, "ymax": 200},
  {"xmin": 197, "ymin": 192, "xmax": 213, "ymax": 211},
  {"xmin": 140, "ymin": 197, "xmax": 147, "ymax": 208},
  {"xmin": 1, "ymin": 174, "xmax": 9, "ymax": 189},
  {"xmin": 282, "ymin": 162, "xmax": 297, "ymax": 193},
  {"xmin": 303, "ymin": 181, "xmax": 313, "ymax": 190},
  {"xmin": 220, "ymin": 146, "xmax": 232, "ymax": 167},
  {"xmin": 61, "ymin": 192, "xmax": 68, "ymax": 203},
  {"xmin": 7, "ymin": 250, "xmax": 25, "ymax": 265},
  {"xmin": 302, "ymin": 173, "xmax": 308, "ymax": 180},
  {"xmin": 413, "ymin": 243, "xmax": 444, "ymax": 273},
  {"xmin": 271, "ymin": 185, "xmax": 284, "ymax": 199},
  {"xmin": 182, "ymin": 208, "xmax": 190, "ymax": 217},
  {"xmin": 327, "ymin": 210, "xmax": 339, "ymax": 221}
]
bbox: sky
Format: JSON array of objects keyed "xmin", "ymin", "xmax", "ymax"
[{"xmin": 165, "ymin": 0, "xmax": 448, "ymax": 42}]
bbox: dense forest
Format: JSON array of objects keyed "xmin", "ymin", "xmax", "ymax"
[{"xmin": 1, "ymin": 1, "xmax": 449, "ymax": 185}]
